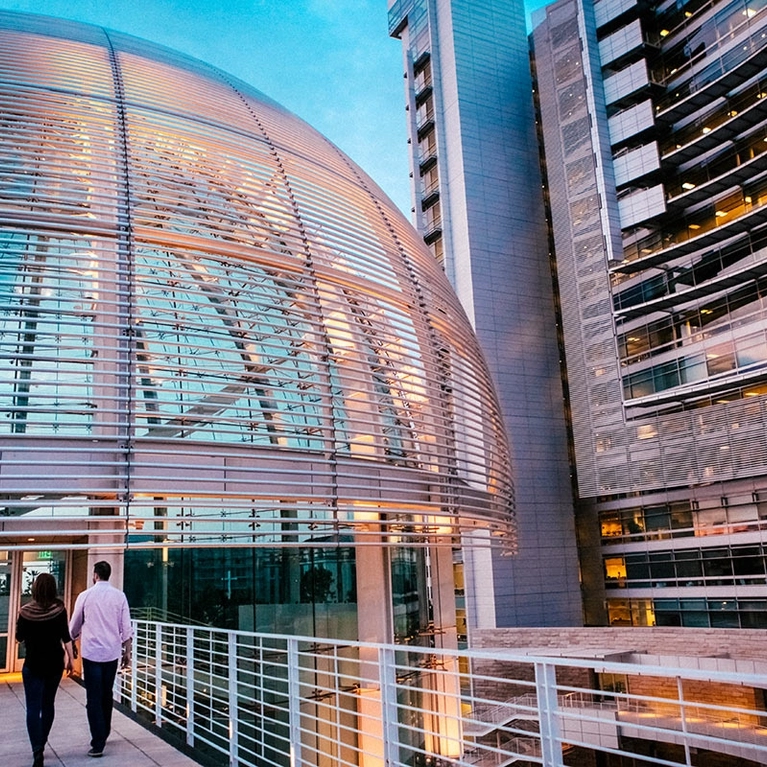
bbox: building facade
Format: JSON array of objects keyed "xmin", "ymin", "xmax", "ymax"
[
  {"xmin": 533, "ymin": 0, "xmax": 767, "ymax": 628},
  {"xmin": 388, "ymin": 0, "xmax": 583, "ymax": 628},
  {"xmin": 0, "ymin": 11, "xmax": 514, "ymax": 671}
]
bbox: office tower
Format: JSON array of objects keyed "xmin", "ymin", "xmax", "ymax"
[
  {"xmin": 533, "ymin": 0, "xmax": 767, "ymax": 627},
  {"xmin": 388, "ymin": 0, "xmax": 582, "ymax": 627},
  {"xmin": 0, "ymin": 10, "xmax": 514, "ymax": 670}
]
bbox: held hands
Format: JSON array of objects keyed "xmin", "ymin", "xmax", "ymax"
[{"xmin": 64, "ymin": 641, "xmax": 76, "ymax": 677}]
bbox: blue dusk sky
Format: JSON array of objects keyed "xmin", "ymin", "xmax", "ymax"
[{"xmin": 0, "ymin": 0, "xmax": 547, "ymax": 217}]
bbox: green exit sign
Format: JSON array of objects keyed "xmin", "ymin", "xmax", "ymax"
[{"xmin": 38, "ymin": 550, "xmax": 53, "ymax": 560}]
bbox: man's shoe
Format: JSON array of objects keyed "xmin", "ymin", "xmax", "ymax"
[
  {"xmin": 87, "ymin": 748, "xmax": 103, "ymax": 758},
  {"xmin": 32, "ymin": 750, "xmax": 44, "ymax": 767}
]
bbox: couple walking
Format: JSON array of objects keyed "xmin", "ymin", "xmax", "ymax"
[{"xmin": 15, "ymin": 561, "xmax": 133, "ymax": 766}]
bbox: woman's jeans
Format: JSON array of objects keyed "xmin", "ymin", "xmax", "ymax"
[{"xmin": 22, "ymin": 665, "xmax": 62, "ymax": 754}]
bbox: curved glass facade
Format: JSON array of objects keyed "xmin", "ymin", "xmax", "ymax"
[{"xmin": 0, "ymin": 12, "xmax": 512, "ymax": 641}]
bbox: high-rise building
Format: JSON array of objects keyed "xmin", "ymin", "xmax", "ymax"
[
  {"xmin": 388, "ymin": 0, "xmax": 583, "ymax": 628},
  {"xmin": 533, "ymin": 0, "xmax": 767, "ymax": 628},
  {"xmin": 0, "ymin": 10, "xmax": 514, "ymax": 671}
]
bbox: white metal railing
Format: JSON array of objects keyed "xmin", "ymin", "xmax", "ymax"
[{"xmin": 119, "ymin": 620, "xmax": 767, "ymax": 767}]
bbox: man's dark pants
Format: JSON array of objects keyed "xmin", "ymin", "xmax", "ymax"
[{"xmin": 82, "ymin": 657, "xmax": 119, "ymax": 751}]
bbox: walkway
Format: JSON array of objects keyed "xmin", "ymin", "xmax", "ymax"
[{"xmin": 0, "ymin": 675, "xmax": 200, "ymax": 767}]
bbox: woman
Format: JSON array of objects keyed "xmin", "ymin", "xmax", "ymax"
[{"xmin": 15, "ymin": 573, "xmax": 74, "ymax": 767}]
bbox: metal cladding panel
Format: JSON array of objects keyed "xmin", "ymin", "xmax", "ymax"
[{"xmin": 0, "ymin": 11, "xmax": 513, "ymax": 550}]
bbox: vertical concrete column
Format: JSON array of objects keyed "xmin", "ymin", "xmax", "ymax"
[{"xmin": 355, "ymin": 531, "xmax": 393, "ymax": 766}]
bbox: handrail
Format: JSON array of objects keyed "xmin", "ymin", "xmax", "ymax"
[{"xmin": 118, "ymin": 619, "xmax": 767, "ymax": 767}]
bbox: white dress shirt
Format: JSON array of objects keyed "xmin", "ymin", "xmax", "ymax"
[{"xmin": 69, "ymin": 581, "xmax": 133, "ymax": 663}]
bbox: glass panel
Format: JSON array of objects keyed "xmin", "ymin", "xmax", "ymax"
[
  {"xmin": 622, "ymin": 509, "xmax": 645, "ymax": 536},
  {"xmin": 604, "ymin": 557, "xmax": 627, "ymax": 580},
  {"xmin": 710, "ymin": 611, "xmax": 740, "ymax": 628},
  {"xmin": 676, "ymin": 558, "xmax": 703, "ymax": 585},
  {"xmin": 625, "ymin": 555, "xmax": 650, "ymax": 586},
  {"xmin": 655, "ymin": 611, "xmax": 682, "ymax": 626},
  {"xmin": 630, "ymin": 599, "xmax": 655, "ymax": 627},
  {"xmin": 741, "ymin": 611, "xmax": 767, "ymax": 628},
  {"xmin": 600, "ymin": 511, "xmax": 623, "ymax": 538},
  {"xmin": 645, "ymin": 505, "xmax": 671, "ymax": 532},
  {"xmin": 124, "ymin": 544, "xmax": 358, "ymax": 640},
  {"xmin": 391, "ymin": 547, "xmax": 429, "ymax": 643},
  {"xmin": 670, "ymin": 502, "xmax": 694, "ymax": 534},
  {"xmin": 20, "ymin": 550, "xmax": 67, "ymax": 605},
  {"xmin": 0, "ymin": 552, "xmax": 10, "ymax": 672},
  {"xmin": 681, "ymin": 612, "xmax": 710, "ymax": 627},
  {"xmin": 702, "ymin": 549, "xmax": 733, "ymax": 582},
  {"xmin": 607, "ymin": 599, "xmax": 632, "ymax": 626}
]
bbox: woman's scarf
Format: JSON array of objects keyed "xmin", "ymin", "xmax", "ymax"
[{"xmin": 19, "ymin": 598, "xmax": 66, "ymax": 622}]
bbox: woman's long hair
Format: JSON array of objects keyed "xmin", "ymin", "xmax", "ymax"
[{"xmin": 31, "ymin": 573, "xmax": 58, "ymax": 608}]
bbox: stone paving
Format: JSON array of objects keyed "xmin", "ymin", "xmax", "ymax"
[{"xmin": 0, "ymin": 675, "xmax": 200, "ymax": 767}]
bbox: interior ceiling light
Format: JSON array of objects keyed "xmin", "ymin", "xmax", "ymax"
[{"xmin": 682, "ymin": 182, "xmax": 696, "ymax": 190}]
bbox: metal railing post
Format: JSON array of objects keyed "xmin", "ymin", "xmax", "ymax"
[
  {"xmin": 535, "ymin": 661, "xmax": 564, "ymax": 767},
  {"xmin": 288, "ymin": 637, "xmax": 302, "ymax": 766},
  {"xmin": 186, "ymin": 626, "xmax": 195, "ymax": 748},
  {"xmin": 229, "ymin": 631, "xmax": 239, "ymax": 766},
  {"xmin": 155, "ymin": 623, "xmax": 163, "ymax": 727},
  {"xmin": 379, "ymin": 646, "xmax": 400, "ymax": 766},
  {"xmin": 677, "ymin": 675, "xmax": 692, "ymax": 766},
  {"xmin": 130, "ymin": 619, "xmax": 138, "ymax": 712}
]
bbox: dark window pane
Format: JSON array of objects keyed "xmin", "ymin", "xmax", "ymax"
[{"xmin": 710, "ymin": 612, "xmax": 740, "ymax": 628}]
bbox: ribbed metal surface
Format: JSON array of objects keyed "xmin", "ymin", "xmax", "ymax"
[{"xmin": 0, "ymin": 12, "xmax": 513, "ymax": 550}]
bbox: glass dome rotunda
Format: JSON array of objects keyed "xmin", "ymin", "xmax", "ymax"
[{"xmin": 0, "ymin": 12, "xmax": 513, "ymax": 637}]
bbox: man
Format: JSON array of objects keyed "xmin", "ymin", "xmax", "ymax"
[{"xmin": 69, "ymin": 561, "xmax": 133, "ymax": 758}]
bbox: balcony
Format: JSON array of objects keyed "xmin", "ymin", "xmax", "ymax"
[
  {"xmin": 614, "ymin": 191, "xmax": 767, "ymax": 274},
  {"xmin": 655, "ymin": 31, "xmax": 767, "ymax": 122}
]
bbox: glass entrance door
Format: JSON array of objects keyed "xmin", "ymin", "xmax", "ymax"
[
  {"xmin": 0, "ymin": 552, "xmax": 10, "ymax": 672},
  {"xmin": 0, "ymin": 550, "xmax": 70, "ymax": 672}
]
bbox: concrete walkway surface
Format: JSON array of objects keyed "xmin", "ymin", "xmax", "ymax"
[{"xmin": 1, "ymin": 675, "xmax": 201, "ymax": 767}]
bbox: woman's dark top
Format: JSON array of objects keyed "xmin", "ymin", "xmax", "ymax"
[{"xmin": 15, "ymin": 600, "xmax": 71, "ymax": 677}]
